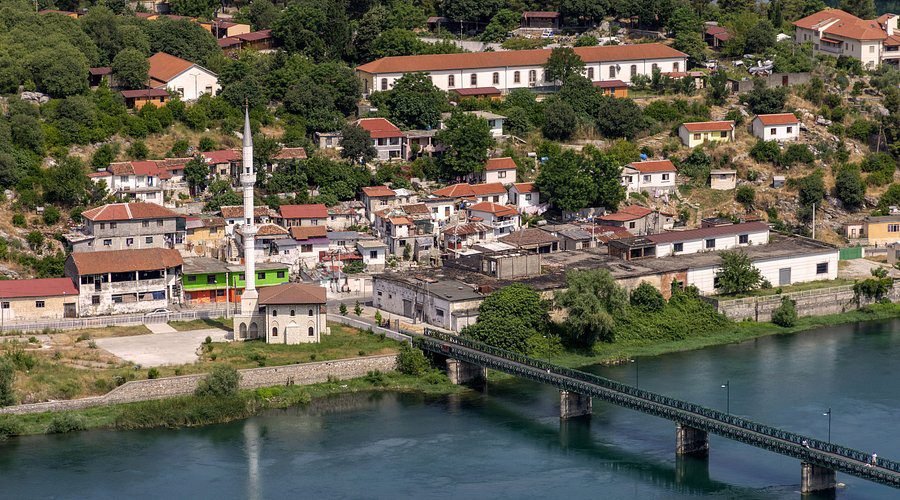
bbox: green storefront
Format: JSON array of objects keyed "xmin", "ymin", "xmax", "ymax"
[{"xmin": 182, "ymin": 257, "xmax": 289, "ymax": 305}]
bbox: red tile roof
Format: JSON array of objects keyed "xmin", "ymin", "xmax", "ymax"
[
  {"xmin": 0, "ymin": 278, "xmax": 78, "ymax": 299},
  {"xmin": 202, "ymin": 149, "xmax": 240, "ymax": 164},
  {"xmin": 754, "ymin": 113, "xmax": 800, "ymax": 126},
  {"xmin": 648, "ymin": 221, "xmax": 769, "ymax": 244},
  {"xmin": 485, "ymin": 157, "xmax": 517, "ymax": 171},
  {"xmin": 593, "ymin": 79, "xmax": 628, "ymax": 88},
  {"xmin": 82, "ymin": 202, "xmax": 181, "ymax": 222},
  {"xmin": 629, "ymin": 160, "xmax": 676, "ymax": 173},
  {"xmin": 356, "ymin": 44, "xmax": 686, "ymax": 75},
  {"xmin": 389, "ymin": 216, "xmax": 413, "ymax": 225},
  {"xmin": 218, "ymin": 37, "xmax": 242, "ymax": 48},
  {"xmin": 120, "ymin": 88, "xmax": 170, "ymax": 99},
  {"xmin": 451, "ymin": 87, "xmax": 501, "ymax": 96},
  {"xmin": 793, "ymin": 8, "xmax": 860, "ymax": 30},
  {"xmin": 468, "ymin": 202, "xmax": 518, "ymax": 217},
  {"xmin": 587, "ymin": 225, "xmax": 632, "ymax": 243},
  {"xmin": 89, "ymin": 67, "xmax": 112, "ymax": 76},
  {"xmin": 355, "ymin": 118, "xmax": 403, "ymax": 139},
  {"xmin": 442, "ymin": 222, "xmax": 491, "ymax": 236},
  {"xmin": 234, "ymin": 29, "xmax": 272, "ymax": 42},
  {"xmin": 69, "ymin": 248, "xmax": 183, "ymax": 275},
  {"xmin": 258, "ymin": 282, "xmax": 326, "ymax": 305},
  {"xmin": 148, "ymin": 52, "xmax": 196, "ymax": 85},
  {"xmin": 273, "ymin": 147, "xmax": 307, "ymax": 160},
  {"xmin": 241, "ymin": 223, "xmax": 288, "ymax": 237},
  {"xmin": 705, "ymin": 25, "xmax": 732, "ymax": 41},
  {"xmin": 599, "ymin": 205, "xmax": 653, "ymax": 222},
  {"xmin": 289, "ymin": 226, "xmax": 328, "ymax": 240},
  {"xmin": 512, "ymin": 182, "xmax": 537, "ymax": 193},
  {"xmin": 220, "ymin": 205, "xmax": 270, "ymax": 219},
  {"xmin": 362, "ymin": 185, "xmax": 397, "ymax": 197},
  {"xmin": 681, "ymin": 120, "xmax": 735, "ymax": 132},
  {"xmin": 433, "ymin": 183, "xmax": 506, "ymax": 198},
  {"xmin": 278, "ymin": 204, "xmax": 327, "ymax": 219},
  {"xmin": 825, "ymin": 18, "xmax": 887, "ymax": 40}
]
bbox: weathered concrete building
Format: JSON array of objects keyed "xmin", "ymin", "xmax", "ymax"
[
  {"xmin": 0, "ymin": 278, "xmax": 79, "ymax": 321},
  {"xmin": 373, "ymin": 275, "xmax": 484, "ymax": 331},
  {"xmin": 67, "ymin": 202, "xmax": 184, "ymax": 253}
]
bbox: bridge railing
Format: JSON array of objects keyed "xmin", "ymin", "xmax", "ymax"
[{"xmin": 420, "ymin": 329, "xmax": 900, "ymax": 474}]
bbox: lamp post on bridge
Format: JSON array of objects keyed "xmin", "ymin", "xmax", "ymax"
[
  {"xmin": 630, "ymin": 358, "xmax": 639, "ymax": 388},
  {"xmin": 721, "ymin": 380, "xmax": 730, "ymax": 414},
  {"xmin": 823, "ymin": 407, "xmax": 832, "ymax": 443}
]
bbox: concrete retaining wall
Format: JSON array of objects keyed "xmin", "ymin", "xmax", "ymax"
[
  {"xmin": 707, "ymin": 282, "xmax": 900, "ymax": 322},
  {"xmin": 0, "ymin": 354, "xmax": 398, "ymax": 416}
]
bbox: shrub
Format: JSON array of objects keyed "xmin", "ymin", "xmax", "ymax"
[
  {"xmin": 771, "ymin": 297, "xmax": 797, "ymax": 327},
  {"xmin": 42, "ymin": 206, "xmax": 61, "ymax": 225},
  {"xmin": 6, "ymin": 344, "xmax": 36, "ymax": 371},
  {"xmin": 374, "ymin": 310, "xmax": 383, "ymax": 325},
  {"xmin": 397, "ymin": 343, "xmax": 429, "ymax": 376},
  {"xmin": 194, "ymin": 365, "xmax": 240, "ymax": 397},
  {"xmin": 11, "ymin": 214, "xmax": 25, "ymax": 227},
  {"xmin": 147, "ymin": 367, "xmax": 160, "ymax": 379},
  {"xmin": 204, "ymin": 336, "xmax": 212, "ymax": 344},
  {"xmin": 0, "ymin": 358, "xmax": 14, "ymax": 407},
  {"xmin": 46, "ymin": 413, "xmax": 86, "ymax": 434},
  {"xmin": 735, "ymin": 185, "xmax": 756, "ymax": 206},
  {"xmin": 339, "ymin": 303, "xmax": 348, "ymax": 316},
  {"xmin": 750, "ymin": 140, "xmax": 780, "ymax": 164},
  {"xmin": 0, "ymin": 417, "xmax": 23, "ymax": 440},
  {"xmin": 780, "ymin": 144, "xmax": 815, "ymax": 167},
  {"xmin": 364, "ymin": 370, "xmax": 387, "ymax": 386},
  {"xmin": 629, "ymin": 282, "xmax": 665, "ymax": 312}
]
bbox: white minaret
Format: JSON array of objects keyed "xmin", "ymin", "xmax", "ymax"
[{"xmin": 235, "ymin": 105, "xmax": 260, "ymax": 340}]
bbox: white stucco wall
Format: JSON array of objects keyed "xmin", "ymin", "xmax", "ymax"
[
  {"xmin": 655, "ymin": 229, "xmax": 769, "ymax": 257},
  {"xmin": 687, "ymin": 250, "xmax": 839, "ymax": 295},
  {"xmin": 752, "ymin": 120, "xmax": 800, "ymax": 141},
  {"xmin": 166, "ymin": 67, "xmax": 220, "ymax": 101}
]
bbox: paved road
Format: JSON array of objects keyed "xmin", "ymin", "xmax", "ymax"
[{"xmin": 96, "ymin": 328, "xmax": 229, "ymax": 367}]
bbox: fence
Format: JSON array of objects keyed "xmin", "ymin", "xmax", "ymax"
[
  {"xmin": 326, "ymin": 314, "xmax": 411, "ymax": 342},
  {"xmin": 839, "ymin": 247, "xmax": 864, "ymax": 260},
  {"xmin": 0, "ymin": 306, "xmax": 239, "ymax": 333}
]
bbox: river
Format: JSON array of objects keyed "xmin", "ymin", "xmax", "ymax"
[{"xmin": 3, "ymin": 320, "xmax": 900, "ymax": 499}]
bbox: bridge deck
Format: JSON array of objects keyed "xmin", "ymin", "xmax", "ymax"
[{"xmin": 417, "ymin": 330, "xmax": 900, "ymax": 489}]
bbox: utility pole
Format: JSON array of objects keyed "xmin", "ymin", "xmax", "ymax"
[{"xmin": 811, "ymin": 203, "xmax": 816, "ymax": 239}]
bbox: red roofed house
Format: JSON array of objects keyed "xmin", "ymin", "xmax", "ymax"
[
  {"xmin": 431, "ymin": 183, "xmax": 508, "ymax": 204},
  {"xmin": 521, "ymin": 11, "xmax": 559, "ymax": 29},
  {"xmin": 597, "ymin": 205, "xmax": 675, "ymax": 235},
  {"xmin": 467, "ymin": 202, "xmax": 521, "ymax": 237},
  {"xmin": 508, "ymin": 182, "xmax": 545, "ymax": 214},
  {"xmin": 120, "ymin": 88, "xmax": 170, "ymax": 110},
  {"xmin": 89, "ymin": 160, "xmax": 169, "ymax": 204},
  {"xmin": 751, "ymin": 113, "xmax": 801, "ymax": 141},
  {"xmin": 271, "ymin": 226, "xmax": 330, "ymax": 271},
  {"xmin": 678, "ymin": 120, "xmax": 735, "ymax": 148},
  {"xmin": 621, "ymin": 160, "xmax": 677, "ymax": 196},
  {"xmin": 276, "ymin": 204, "xmax": 328, "ymax": 228},
  {"xmin": 0, "ymin": 278, "xmax": 79, "ymax": 321},
  {"xmin": 483, "ymin": 157, "xmax": 517, "ymax": 184},
  {"xmin": 593, "ymin": 79, "xmax": 629, "ymax": 97},
  {"xmin": 201, "ymin": 149, "xmax": 241, "ymax": 179},
  {"xmin": 356, "ymin": 118, "xmax": 405, "ymax": 161},
  {"xmin": 793, "ymin": 9, "xmax": 895, "ymax": 69},
  {"xmin": 147, "ymin": 52, "xmax": 219, "ymax": 101},
  {"xmin": 355, "ymin": 44, "xmax": 687, "ymax": 95},
  {"xmin": 68, "ymin": 202, "xmax": 185, "ymax": 253},
  {"xmin": 705, "ymin": 25, "xmax": 732, "ymax": 48}
]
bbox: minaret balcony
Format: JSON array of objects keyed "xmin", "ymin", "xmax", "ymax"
[{"xmin": 240, "ymin": 173, "xmax": 257, "ymax": 185}]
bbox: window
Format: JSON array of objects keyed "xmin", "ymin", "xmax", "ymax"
[
  {"xmin": 205, "ymin": 85, "xmax": 213, "ymax": 95},
  {"xmin": 176, "ymin": 87, "xmax": 184, "ymax": 96},
  {"xmin": 126, "ymin": 238, "xmax": 134, "ymax": 246},
  {"xmin": 739, "ymin": 234, "xmax": 749, "ymax": 244},
  {"xmin": 870, "ymin": 45, "xmax": 875, "ymax": 53},
  {"xmin": 35, "ymin": 301, "xmax": 44, "ymax": 308},
  {"xmin": 630, "ymin": 65, "xmax": 637, "ymax": 77},
  {"xmin": 308, "ymin": 327, "xmax": 315, "ymax": 336},
  {"xmin": 370, "ymin": 250, "xmax": 378, "ymax": 259},
  {"xmin": 142, "ymin": 221, "xmax": 149, "ymax": 227},
  {"xmin": 720, "ymin": 131, "xmax": 727, "ymax": 138},
  {"xmin": 301, "ymin": 244, "xmax": 313, "ymax": 252},
  {"xmin": 770, "ymin": 128, "xmax": 776, "ymax": 135},
  {"xmin": 290, "ymin": 309, "xmax": 295, "ymax": 316},
  {"xmin": 258, "ymin": 272, "xmax": 265, "ymax": 280},
  {"xmin": 1, "ymin": 302, "xmax": 7, "ymax": 309},
  {"xmin": 470, "ymin": 73, "xmax": 477, "ymax": 86},
  {"xmin": 498, "ymin": 171, "xmax": 506, "ymax": 179},
  {"xmin": 643, "ymin": 175, "xmax": 651, "ymax": 182},
  {"xmin": 786, "ymin": 127, "xmax": 793, "ymax": 133},
  {"xmin": 528, "ymin": 70, "xmax": 536, "ymax": 83},
  {"xmin": 238, "ymin": 273, "xmax": 245, "ymax": 280},
  {"xmin": 492, "ymin": 72, "xmax": 499, "ymax": 84},
  {"xmin": 525, "ymin": 194, "xmax": 532, "ymax": 201},
  {"xmin": 206, "ymin": 275, "xmax": 216, "ymax": 285},
  {"xmin": 587, "ymin": 67, "xmax": 594, "ymax": 80},
  {"xmin": 308, "ymin": 309, "xmax": 314, "ymax": 316},
  {"xmin": 272, "ymin": 309, "xmax": 278, "ymax": 317},
  {"xmin": 157, "ymin": 220, "xmax": 164, "ymax": 227},
  {"xmin": 277, "ymin": 271, "xmax": 285, "ymax": 279},
  {"xmin": 628, "ymin": 222, "xmax": 636, "ymax": 229},
  {"xmin": 652, "ymin": 63, "xmax": 658, "ymax": 72},
  {"xmin": 662, "ymin": 173, "xmax": 670, "ymax": 181},
  {"xmin": 145, "ymin": 237, "xmax": 153, "ymax": 244},
  {"xmin": 816, "ymin": 262, "xmax": 829, "ymax": 274},
  {"xmin": 609, "ymin": 66, "xmax": 616, "ymax": 78},
  {"xmin": 693, "ymin": 133, "xmax": 701, "ymax": 140},
  {"xmin": 674, "ymin": 242, "xmax": 683, "ymax": 253},
  {"xmin": 92, "ymin": 295, "xmax": 100, "ymax": 305},
  {"xmin": 381, "ymin": 78, "xmax": 388, "ymax": 91},
  {"xmin": 99, "ymin": 223, "xmax": 105, "ymax": 230},
  {"xmin": 448, "ymin": 75, "xmax": 455, "ymax": 87},
  {"xmin": 216, "ymin": 289, "xmax": 225, "ymax": 297},
  {"xmin": 705, "ymin": 238, "xmax": 715, "ymax": 249},
  {"xmin": 436, "ymin": 308, "xmax": 445, "ymax": 318},
  {"xmin": 889, "ymin": 224, "xmax": 900, "ymax": 233},
  {"xmin": 272, "ymin": 327, "xmax": 278, "ymax": 337},
  {"xmin": 513, "ymin": 71, "xmax": 520, "ymax": 83},
  {"xmin": 110, "ymin": 223, "xmax": 117, "ymax": 229},
  {"xmin": 103, "ymin": 239, "xmax": 112, "ymax": 246}
]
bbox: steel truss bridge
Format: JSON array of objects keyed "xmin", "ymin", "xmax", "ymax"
[{"xmin": 416, "ymin": 329, "xmax": 900, "ymax": 490}]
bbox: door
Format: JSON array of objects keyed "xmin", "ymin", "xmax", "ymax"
[
  {"xmin": 782, "ymin": 75, "xmax": 789, "ymax": 86},
  {"xmin": 64, "ymin": 303, "xmax": 76, "ymax": 318},
  {"xmin": 402, "ymin": 299, "xmax": 413, "ymax": 318},
  {"xmin": 778, "ymin": 267, "xmax": 791, "ymax": 286}
]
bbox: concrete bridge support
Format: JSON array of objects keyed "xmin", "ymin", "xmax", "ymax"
[
  {"xmin": 801, "ymin": 462, "xmax": 836, "ymax": 494},
  {"xmin": 445, "ymin": 359, "xmax": 486, "ymax": 385},
  {"xmin": 560, "ymin": 390, "xmax": 592, "ymax": 419},
  {"xmin": 676, "ymin": 424, "xmax": 709, "ymax": 458}
]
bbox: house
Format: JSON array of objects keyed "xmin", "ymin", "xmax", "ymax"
[
  {"xmin": 508, "ymin": 182, "xmax": 544, "ymax": 214},
  {"xmin": 273, "ymin": 226, "xmax": 330, "ymax": 271},
  {"xmin": 182, "ymin": 257, "xmax": 289, "ymax": 305},
  {"xmin": 678, "ymin": 121, "xmax": 735, "ymax": 148},
  {"xmin": 441, "ymin": 111, "xmax": 506, "ymax": 138},
  {"xmin": 356, "ymin": 118, "xmax": 405, "ymax": 161},
  {"xmin": 710, "ymin": 169, "xmax": 737, "ymax": 190},
  {"xmin": 269, "ymin": 147, "xmax": 307, "ymax": 172},
  {"xmin": 327, "ymin": 201, "xmax": 365, "ymax": 231},
  {"xmin": 423, "ymin": 197, "xmax": 457, "ymax": 224},
  {"xmin": 593, "ymin": 80, "xmax": 629, "ymax": 97},
  {"xmin": 373, "ymin": 275, "xmax": 484, "ymax": 331},
  {"xmin": 357, "ymin": 239, "xmax": 388, "ymax": 271},
  {"xmin": 499, "ymin": 228, "xmax": 560, "ymax": 253},
  {"xmin": 89, "ymin": 67, "xmax": 111, "ymax": 87},
  {"xmin": 442, "ymin": 221, "xmax": 494, "ymax": 254},
  {"xmin": 793, "ymin": 9, "xmax": 895, "ymax": 69},
  {"xmin": 361, "ymin": 185, "xmax": 399, "ymax": 221},
  {"xmin": 861, "ymin": 215, "xmax": 900, "ymax": 245},
  {"xmin": 201, "ymin": 149, "xmax": 241, "ymax": 178},
  {"xmin": 120, "ymin": 88, "xmax": 170, "ymax": 110},
  {"xmin": 705, "ymin": 24, "xmax": 732, "ymax": 48},
  {"xmin": 621, "ymin": 160, "xmax": 677, "ymax": 196},
  {"xmin": 88, "ymin": 161, "xmax": 169, "ymax": 204},
  {"xmin": 68, "ymin": 202, "xmax": 184, "ymax": 253},
  {"xmin": 483, "ymin": 157, "xmax": 517, "ymax": 183},
  {"xmin": 147, "ymin": 52, "xmax": 219, "ymax": 101},
  {"xmin": 751, "ymin": 113, "xmax": 801, "ymax": 141},
  {"xmin": 258, "ymin": 283, "xmax": 328, "ymax": 344},
  {"xmin": 0, "ymin": 278, "xmax": 79, "ymax": 322},
  {"xmin": 202, "ymin": 19, "xmax": 251, "ymax": 38},
  {"xmin": 65, "ymin": 248, "xmax": 183, "ymax": 316},
  {"xmin": 183, "ymin": 216, "xmax": 226, "ymax": 257},
  {"xmin": 373, "ymin": 209, "xmax": 426, "ymax": 256},
  {"xmin": 432, "ymin": 183, "xmax": 508, "ymax": 204},
  {"xmin": 315, "ymin": 131, "xmax": 343, "ymax": 150},
  {"xmin": 221, "ymin": 205, "xmax": 272, "ymax": 235},
  {"xmin": 276, "ymin": 204, "xmax": 328, "ymax": 228},
  {"xmin": 450, "ymin": 87, "xmax": 502, "ymax": 101},
  {"xmin": 356, "ymin": 44, "xmax": 688, "ymax": 95},
  {"xmin": 404, "ymin": 129, "xmax": 440, "ymax": 160},
  {"xmin": 843, "ymin": 221, "xmax": 865, "ymax": 240},
  {"xmin": 598, "ymin": 205, "xmax": 674, "ymax": 235},
  {"xmin": 467, "ymin": 202, "xmax": 520, "ymax": 237},
  {"xmin": 235, "ymin": 223, "xmax": 289, "ymax": 264},
  {"xmin": 539, "ymin": 224, "xmax": 596, "ymax": 250},
  {"xmin": 522, "ymin": 11, "xmax": 559, "ymax": 29},
  {"xmin": 609, "ymin": 221, "xmax": 769, "ymax": 260}
]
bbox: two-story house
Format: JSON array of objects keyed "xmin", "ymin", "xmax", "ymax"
[
  {"xmin": 483, "ymin": 157, "xmax": 517, "ymax": 184},
  {"xmin": 65, "ymin": 248, "xmax": 183, "ymax": 316},
  {"xmin": 751, "ymin": 113, "xmax": 801, "ymax": 141},
  {"xmin": 431, "ymin": 183, "xmax": 509, "ymax": 204},
  {"xmin": 678, "ymin": 121, "xmax": 735, "ymax": 148},
  {"xmin": 88, "ymin": 161, "xmax": 169, "ymax": 204},
  {"xmin": 794, "ymin": 9, "xmax": 893, "ymax": 69},
  {"xmin": 184, "ymin": 216, "xmax": 226, "ymax": 258},
  {"xmin": 221, "ymin": 205, "xmax": 272, "ymax": 235},
  {"xmin": 326, "ymin": 201, "xmax": 366, "ymax": 231},
  {"xmin": 182, "ymin": 257, "xmax": 290, "ymax": 305},
  {"xmin": 201, "ymin": 149, "xmax": 241, "ymax": 179},
  {"xmin": 271, "ymin": 226, "xmax": 330, "ymax": 272},
  {"xmin": 621, "ymin": 160, "xmax": 677, "ymax": 196},
  {"xmin": 598, "ymin": 205, "xmax": 675, "ymax": 235},
  {"xmin": 275, "ymin": 204, "xmax": 328, "ymax": 228},
  {"xmin": 508, "ymin": 182, "xmax": 544, "ymax": 214},
  {"xmin": 467, "ymin": 202, "xmax": 520, "ymax": 237},
  {"xmin": 356, "ymin": 118, "xmax": 405, "ymax": 161},
  {"xmin": 361, "ymin": 185, "xmax": 417, "ymax": 221},
  {"xmin": 68, "ymin": 202, "xmax": 184, "ymax": 252}
]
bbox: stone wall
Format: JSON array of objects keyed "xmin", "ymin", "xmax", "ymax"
[
  {"xmin": 0, "ymin": 354, "xmax": 398, "ymax": 416},
  {"xmin": 707, "ymin": 282, "xmax": 900, "ymax": 322}
]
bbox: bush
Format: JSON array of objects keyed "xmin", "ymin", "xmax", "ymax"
[
  {"xmin": 780, "ymin": 144, "xmax": 815, "ymax": 167},
  {"xmin": 46, "ymin": 413, "xmax": 86, "ymax": 434},
  {"xmin": 771, "ymin": 297, "xmax": 797, "ymax": 327},
  {"xmin": 750, "ymin": 139, "xmax": 780, "ymax": 164},
  {"xmin": 0, "ymin": 358, "xmax": 14, "ymax": 407},
  {"xmin": 397, "ymin": 343, "xmax": 429, "ymax": 376},
  {"xmin": 147, "ymin": 367, "xmax": 160, "ymax": 379},
  {"xmin": 42, "ymin": 206, "xmax": 61, "ymax": 225},
  {"xmin": 735, "ymin": 185, "xmax": 755, "ymax": 206},
  {"xmin": 629, "ymin": 282, "xmax": 665, "ymax": 312},
  {"xmin": 364, "ymin": 370, "xmax": 387, "ymax": 386},
  {"xmin": 339, "ymin": 303, "xmax": 348, "ymax": 316},
  {"xmin": 0, "ymin": 417, "xmax": 23, "ymax": 440},
  {"xmin": 11, "ymin": 214, "xmax": 25, "ymax": 227},
  {"xmin": 127, "ymin": 141, "xmax": 149, "ymax": 160},
  {"xmin": 194, "ymin": 365, "xmax": 240, "ymax": 397}
]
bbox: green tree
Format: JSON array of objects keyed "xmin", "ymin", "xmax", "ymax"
[
  {"xmin": 396, "ymin": 343, "xmax": 429, "ymax": 375},
  {"xmin": 27, "ymin": 231, "xmax": 45, "ymax": 251},
  {"xmin": 780, "ymin": 143, "xmax": 814, "ymax": 167},
  {"xmin": 735, "ymin": 185, "xmax": 756, "ymax": 207},
  {"xmin": 44, "ymin": 156, "xmax": 88, "ymax": 206},
  {"xmin": 771, "ymin": 296, "xmax": 797, "ymax": 327},
  {"xmin": 745, "ymin": 19, "xmax": 777, "ymax": 54},
  {"xmin": 536, "ymin": 148, "xmax": 594, "ymax": 212},
  {"xmin": 91, "ymin": 143, "xmax": 118, "ymax": 169},
  {"xmin": 435, "ymin": 112, "xmax": 493, "ymax": 180},
  {"xmin": 796, "ymin": 170, "xmax": 826, "ymax": 212},
  {"xmin": 354, "ymin": 300, "xmax": 362, "ymax": 316},
  {"xmin": 441, "ymin": 0, "xmax": 502, "ymax": 23},
  {"xmin": 112, "ymin": 48, "xmax": 149, "ymax": 90},
  {"xmin": 630, "ymin": 282, "xmax": 665, "ymax": 312},
  {"xmin": 127, "ymin": 141, "xmax": 149, "ymax": 160},
  {"xmin": 543, "ymin": 47, "xmax": 585, "ymax": 87},
  {"xmin": 34, "ymin": 45, "xmax": 89, "ymax": 97},
  {"xmin": 375, "ymin": 72, "xmax": 446, "ymax": 129},
  {"xmin": 184, "ymin": 155, "xmax": 209, "ymax": 196},
  {"xmin": 462, "ymin": 284, "xmax": 548, "ymax": 354},
  {"xmin": 556, "ymin": 269, "xmax": 628, "ymax": 346},
  {"xmin": 42, "ymin": 205, "xmax": 61, "ymax": 226},
  {"xmin": 750, "ymin": 139, "xmax": 781, "ymax": 164},
  {"xmin": 119, "ymin": 24, "xmax": 151, "ymax": 55},
  {"xmin": 594, "ymin": 95, "xmax": 645, "ymax": 139},
  {"xmin": 707, "ymin": 70, "xmax": 729, "ymax": 106},
  {"xmin": 272, "ymin": 1, "xmax": 349, "ymax": 61},
  {"xmin": 541, "ymin": 99, "xmax": 578, "ymax": 141},
  {"xmin": 715, "ymin": 251, "xmax": 763, "ymax": 295},
  {"xmin": 339, "ymin": 303, "xmax": 348, "ymax": 316},
  {"xmin": 10, "ymin": 114, "xmax": 44, "ymax": 155},
  {"xmin": 743, "ymin": 84, "xmax": 788, "ymax": 114},
  {"xmin": 839, "ymin": 0, "xmax": 876, "ymax": 18},
  {"xmin": 834, "ymin": 166, "xmax": 865, "ymax": 211},
  {"xmin": 0, "ymin": 358, "xmax": 14, "ymax": 407},
  {"xmin": 247, "ymin": 0, "xmax": 279, "ymax": 30},
  {"xmin": 169, "ymin": 0, "xmax": 218, "ymax": 17},
  {"xmin": 370, "ymin": 28, "xmax": 428, "ymax": 57},
  {"xmin": 678, "ymin": 147, "xmax": 712, "ymax": 183},
  {"xmin": 194, "ymin": 365, "xmax": 240, "ymax": 397},
  {"xmin": 481, "ymin": 9, "xmax": 519, "ymax": 42},
  {"xmin": 145, "ymin": 19, "xmax": 220, "ymax": 64},
  {"xmin": 674, "ymin": 31, "xmax": 709, "ymax": 66}
]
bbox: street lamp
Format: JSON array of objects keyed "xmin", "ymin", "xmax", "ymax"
[
  {"xmin": 630, "ymin": 358, "xmax": 639, "ymax": 388},
  {"xmin": 823, "ymin": 408, "xmax": 832, "ymax": 443},
  {"xmin": 721, "ymin": 380, "xmax": 730, "ymax": 414}
]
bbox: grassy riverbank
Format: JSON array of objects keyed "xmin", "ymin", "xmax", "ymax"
[{"xmin": 0, "ymin": 370, "xmax": 462, "ymax": 438}]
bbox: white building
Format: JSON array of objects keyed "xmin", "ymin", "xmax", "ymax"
[
  {"xmin": 793, "ymin": 9, "xmax": 896, "ymax": 69},
  {"xmin": 621, "ymin": 160, "xmax": 677, "ymax": 196},
  {"xmin": 356, "ymin": 44, "xmax": 688, "ymax": 95},
  {"xmin": 710, "ymin": 169, "xmax": 737, "ymax": 190},
  {"xmin": 751, "ymin": 113, "xmax": 801, "ymax": 141},
  {"xmin": 653, "ymin": 221, "xmax": 770, "ymax": 257},
  {"xmin": 424, "ymin": 197, "xmax": 457, "ymax": 224},
  {"xmin": 441, "ymin": 110, "xmax": 506, "ymax": 138},
  {"xmin": 467, "ymin": 202, "xmax": 520, "ymax": 237},
  {"xmin": 258, "ymin": 283, "xmax": 328, "ymax": 344},
  {"xmin": 482, "ymin": 157, "xmax": 517, "ymax": 184},
  {"xmin": 432, "ymin": 183, "xmax": 508, "ymax": 204},
  {"xmin": 356, "ymin": 118, "xmax": 405, "ymax": 161},
  {"xmin": 148, "ymin": 52, "xmax": 219, "ymax": 101},
  {"xmin": 357, "ymin": 239, "xmax": 387, "ymax": 271},
  {"xmin": 372, "ymin": 275, "xmax": 484, "ymax": 331},
  {"xmin": 508, "ymin": 182, "xmax": 545, "ymax": 214}
]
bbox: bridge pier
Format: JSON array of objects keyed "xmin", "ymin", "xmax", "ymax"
[
  {"xmin": 560, "ymin": 391, "xmax": 592, "ymax": 419},
  {"xmin": 445, "ymin": 359, "xmax": 486, "ymax": 385},
  {"xmin": 801, "ymin": 462, "xmax": 836, "ymax": 494},
  {"xmin": 675, "ymin": 424, "xmax": 709, "ymax": 458}
]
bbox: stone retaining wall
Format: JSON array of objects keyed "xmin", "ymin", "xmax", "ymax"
[{"xmin": 0, "ymin": 354, "xmax": 398, "ymax": 416}]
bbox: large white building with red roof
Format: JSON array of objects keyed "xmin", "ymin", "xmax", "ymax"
[
  {"xmin": 794, "ymin": 8, "xmax": 899, "ymax": 68},
  {"xmin": 621, "ymin": 159, "xmax": 677, "ymax": 196}
]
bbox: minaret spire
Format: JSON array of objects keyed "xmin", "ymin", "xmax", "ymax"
[{"xmin": 240, "ymin": 104, "xmax": 257, "ymax": 303}]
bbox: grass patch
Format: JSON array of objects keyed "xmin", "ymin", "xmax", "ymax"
[
  {"xmin": 168, "ymin": 318, "xmax": 233, "ymax": 331},
  {"xmin": 61, "ymin": 325, "xmax": 151, "ymax": 339},
  {"xmin": 713, "ymin": 279, "xmax": 855, "ymax": 299}
]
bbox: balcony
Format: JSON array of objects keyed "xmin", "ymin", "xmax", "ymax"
[{"xmin": 493, "ymin": 219, "xmax": 517, "ymax": 229}]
